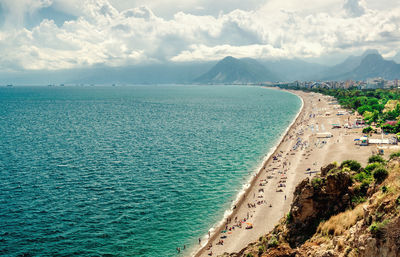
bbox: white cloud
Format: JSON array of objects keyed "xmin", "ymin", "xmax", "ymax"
[
  {"xmin": 0, "ymin": 0, "xmax": 400, "ymax": 70},
  {"xmin": 0, "ymin": 0, "xmax": 52, "ymax": 28},
  {"xmin": 343, "ymin": 0, "xmax": 366, "ymax": 17}
]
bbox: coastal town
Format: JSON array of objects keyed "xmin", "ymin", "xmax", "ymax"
[{"xmin": 267, "ymin": 78, "xmax": 400, "ymax": 90}]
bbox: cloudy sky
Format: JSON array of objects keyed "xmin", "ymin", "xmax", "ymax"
[{"xmin": 0, "ymin": 0, "xmax": 399, "ymax": 71}]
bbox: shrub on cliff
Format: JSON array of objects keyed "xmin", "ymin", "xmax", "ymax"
[
  {"xmin": 341, "ymin": 160, "xmax": 361, "ymax": 172},
  {"xmin": 364, "ymin": 162, "xmax": 382, "ymax": 174},
  {"xmin": 311, "ymin": 177, "xmax": 323, "ymax": 189},
  {"xmin": 267, "ymin": 236, "xmax": 278, "ymax": 248},
  {"xmin": 258, "ymin": 245, "xmax": 265, "ymax": 255},
  {"xmin": 354, "ymin": 171, "xmax": 373, "ymax": 183},
  {"xmin": 373, "ymin": 168, "xmax": 389, "ymax": 183},
  {"xmin": 286, "ymin": 212, "xmax": 293, "ymax": 224},
  {"xmin": 369, "ymin": 220, "xmax": 390, "ymax": 238},
  {"xmin": 390, "ymin": 151, "xmax": 400, "ymax": 159},
  {"xmin": 368, "ymin": 155, "xmax": 386, "ymax": 164}
]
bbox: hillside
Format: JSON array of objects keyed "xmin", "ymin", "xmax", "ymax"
[
  {"xmin": 195, "ymin": 56, "xmax": 279, "ymax": 84},
  {"xmin": 220, "ymin": 155, "xmax": 400, "ymax": 257}
]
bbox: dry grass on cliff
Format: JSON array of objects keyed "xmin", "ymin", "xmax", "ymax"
[
  {"xmin": 385, "ymin": 159, "xmax": 400, "ymax": 192},
  {"xmin": 316, "ymin": 159, "xmax": 400, "ymax": 240},
  {"xmin": 316, "ymin": 204, "xmax": 364, "ymax": 237}
]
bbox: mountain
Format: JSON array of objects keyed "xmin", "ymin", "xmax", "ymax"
[
  {"xmin": 321, "ymin": 49, "xmax": 381, "ymax": 80},
  {"xmin": 336, "ymin": 53, "xmax": 400, "ymax": 80},
  {"xmin": 195, "ymin": 56, "xmax": 279, "ymax": 84},
  {"xmin": 391, "ymin": 52, "xmax": 400, "ymax": 64},
  {"xmin": 72, "ymin": 62, "xmax": 214, "ymax": 84},
  {"xmin": 4, "ymin": 50, "xmax": 400, "ymax": 85},
  {"xmin": 260, "ymin": 59, "xmax": 327, "ymax": 81},
  {"xmin": 0, "ymin": 62, "xmax": 215, "ymax": 85}
]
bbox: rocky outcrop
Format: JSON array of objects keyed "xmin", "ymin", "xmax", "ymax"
[
  {"xmin": 320, "ymin": 163, "xmax": 336, "ymax": 177},
  {"xmin": 286, "ymin": 171, "xmax": 353, "ymax": 247}
]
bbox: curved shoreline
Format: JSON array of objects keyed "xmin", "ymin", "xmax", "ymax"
[{"xmin": 192, "ymin": 88, "xmax": 304, "ymax": 257}]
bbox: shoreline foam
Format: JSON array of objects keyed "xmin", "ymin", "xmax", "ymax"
[{"xmin": 191, "ymin": 88, "xmax": 304, "ymax": 257}]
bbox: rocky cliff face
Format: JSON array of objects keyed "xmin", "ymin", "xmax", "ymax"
[
  {"xmin": 286, "ymin": 170, "xmax": 353, "ymax": 247},
  {"xmin": 219, "ymin": 159, "xmax": 400, "ymax": 257}
]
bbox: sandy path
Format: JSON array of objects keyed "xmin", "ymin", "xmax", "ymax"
[{"xmin": 193, "ymin": 90, "xmax": 374, "ymax": 257}]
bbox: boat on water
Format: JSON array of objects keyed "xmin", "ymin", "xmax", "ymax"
[{"xmin": 6, "ymin": 84, "xmax": 13, "ymax": 87}]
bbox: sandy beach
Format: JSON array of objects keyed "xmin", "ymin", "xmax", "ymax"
[{"xmin": 193, "ymin": 89, "xmax": 378, "ymax": 257}]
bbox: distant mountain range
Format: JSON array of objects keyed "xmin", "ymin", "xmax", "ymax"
[
  {"xmin": 2, "ymin": 50, "xmax": 400, "ymax": 85},
  {"xmin": 194, "ymin": 50, "xmax": 400, "ymax": 83},
  {"xmin": 194, "ymin": 56, "xmax": 278, "ymax": 84},
  {"xmin": 319, "ymin": 49, "xmax": 380, "ymax": 80},
  {"xmin": 334, "ymin": 53, "xmax": 400, "ymax": 81},
  {"xmin": 319, "ymin": 49, "xmax": 400, "ymax": 81}
]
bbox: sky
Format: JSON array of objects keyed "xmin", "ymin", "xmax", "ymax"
[{"xmin": 0, "ymin": 0, "xmax": 400, "ymax": 71}]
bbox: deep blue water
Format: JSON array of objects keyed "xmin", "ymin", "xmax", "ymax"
[{"xmin": 0, "ymin": 85, "xmax": 301, "ymax": 257}]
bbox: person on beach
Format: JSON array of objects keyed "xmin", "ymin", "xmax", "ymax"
[{"xmin": 199, "ymin": 238, "xmax": 201, "ymax": 244}]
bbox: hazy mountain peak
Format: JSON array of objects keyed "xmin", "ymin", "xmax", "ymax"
[
  {"xmin": 361, "ymin": 49, "xmax": 380, "ymax": 58},
  {"xmin": 195, "ymin": 56, "xmax": 278, "ymax": 84},
  {"xmin": 361, "ymin": 53, "xmax": 384, "ymax": 63},
  {"xmin": 392, "ymin": 52, "xmax": 400, "ymax": 64},
  {"xmin": 222, "ymin": 56, "xmax": 236, "ymax": 61}
]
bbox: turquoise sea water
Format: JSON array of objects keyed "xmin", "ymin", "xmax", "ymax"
[{"xmin": 0, "ymin": 85, "xmax": 301, "ymax": 257}]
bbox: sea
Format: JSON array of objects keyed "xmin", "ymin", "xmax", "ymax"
[{"xmin": 0, "ymin": 85, "xmax": 301, "ymax": 257}]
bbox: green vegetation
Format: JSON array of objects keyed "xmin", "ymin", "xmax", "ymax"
[
  {"xmin": 364, "ymin": 162, "xmax": 382, "ymax": 173},
  {"xmin": 362, "ymin": 126, "xmax": 373, "ymax": 133},
  {"xmin": 341, "ymin": 160, "xmax": 361, "ymax": 172},
  {"xmin": 258, "ymin": 245, "xmax": 265, "ymax": 255},
  {"xmin": 267, "ymin": 236, "xmax": 279, "ymax": 248},
  {"xmin": 353, "ymin": 171, "xmax": 373, "ymax": 183},
  {"xmin": 312, "ymin": 177, "xmax": 323, "ymax": 189},
  {"xmin": 368, "ymin": 155, "xmax": 386, "ymax": 164},
  {"xmin": 369, "ymin": 219, "xmax": 390, "ymax": 238},
  {"xmin": 342, "ymin": 158, "xmax": 390, "ymax": 201},
  {"xmin": 351, "ymin": 196, "xmax": 367, "ymax": 204},
  {"xmin": 373, "ymin": 168, "xmax": 389, "ymax": 183},
  {"xmin": 390, "ymin": 151, "xmax": 400, "ymax": 159},
  {"xmin": 286, "ymin": 212, "xmax": 293, "ymax": 224}
]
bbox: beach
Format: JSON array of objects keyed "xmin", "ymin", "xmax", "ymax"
[{"xmin": 193, "ymin": 89, "xmax": 376, "ymax": 257}]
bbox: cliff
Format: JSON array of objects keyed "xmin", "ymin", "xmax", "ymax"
[{"xmin": 219, "ymin": 156, "xmax": 400, "ymax": 257}]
